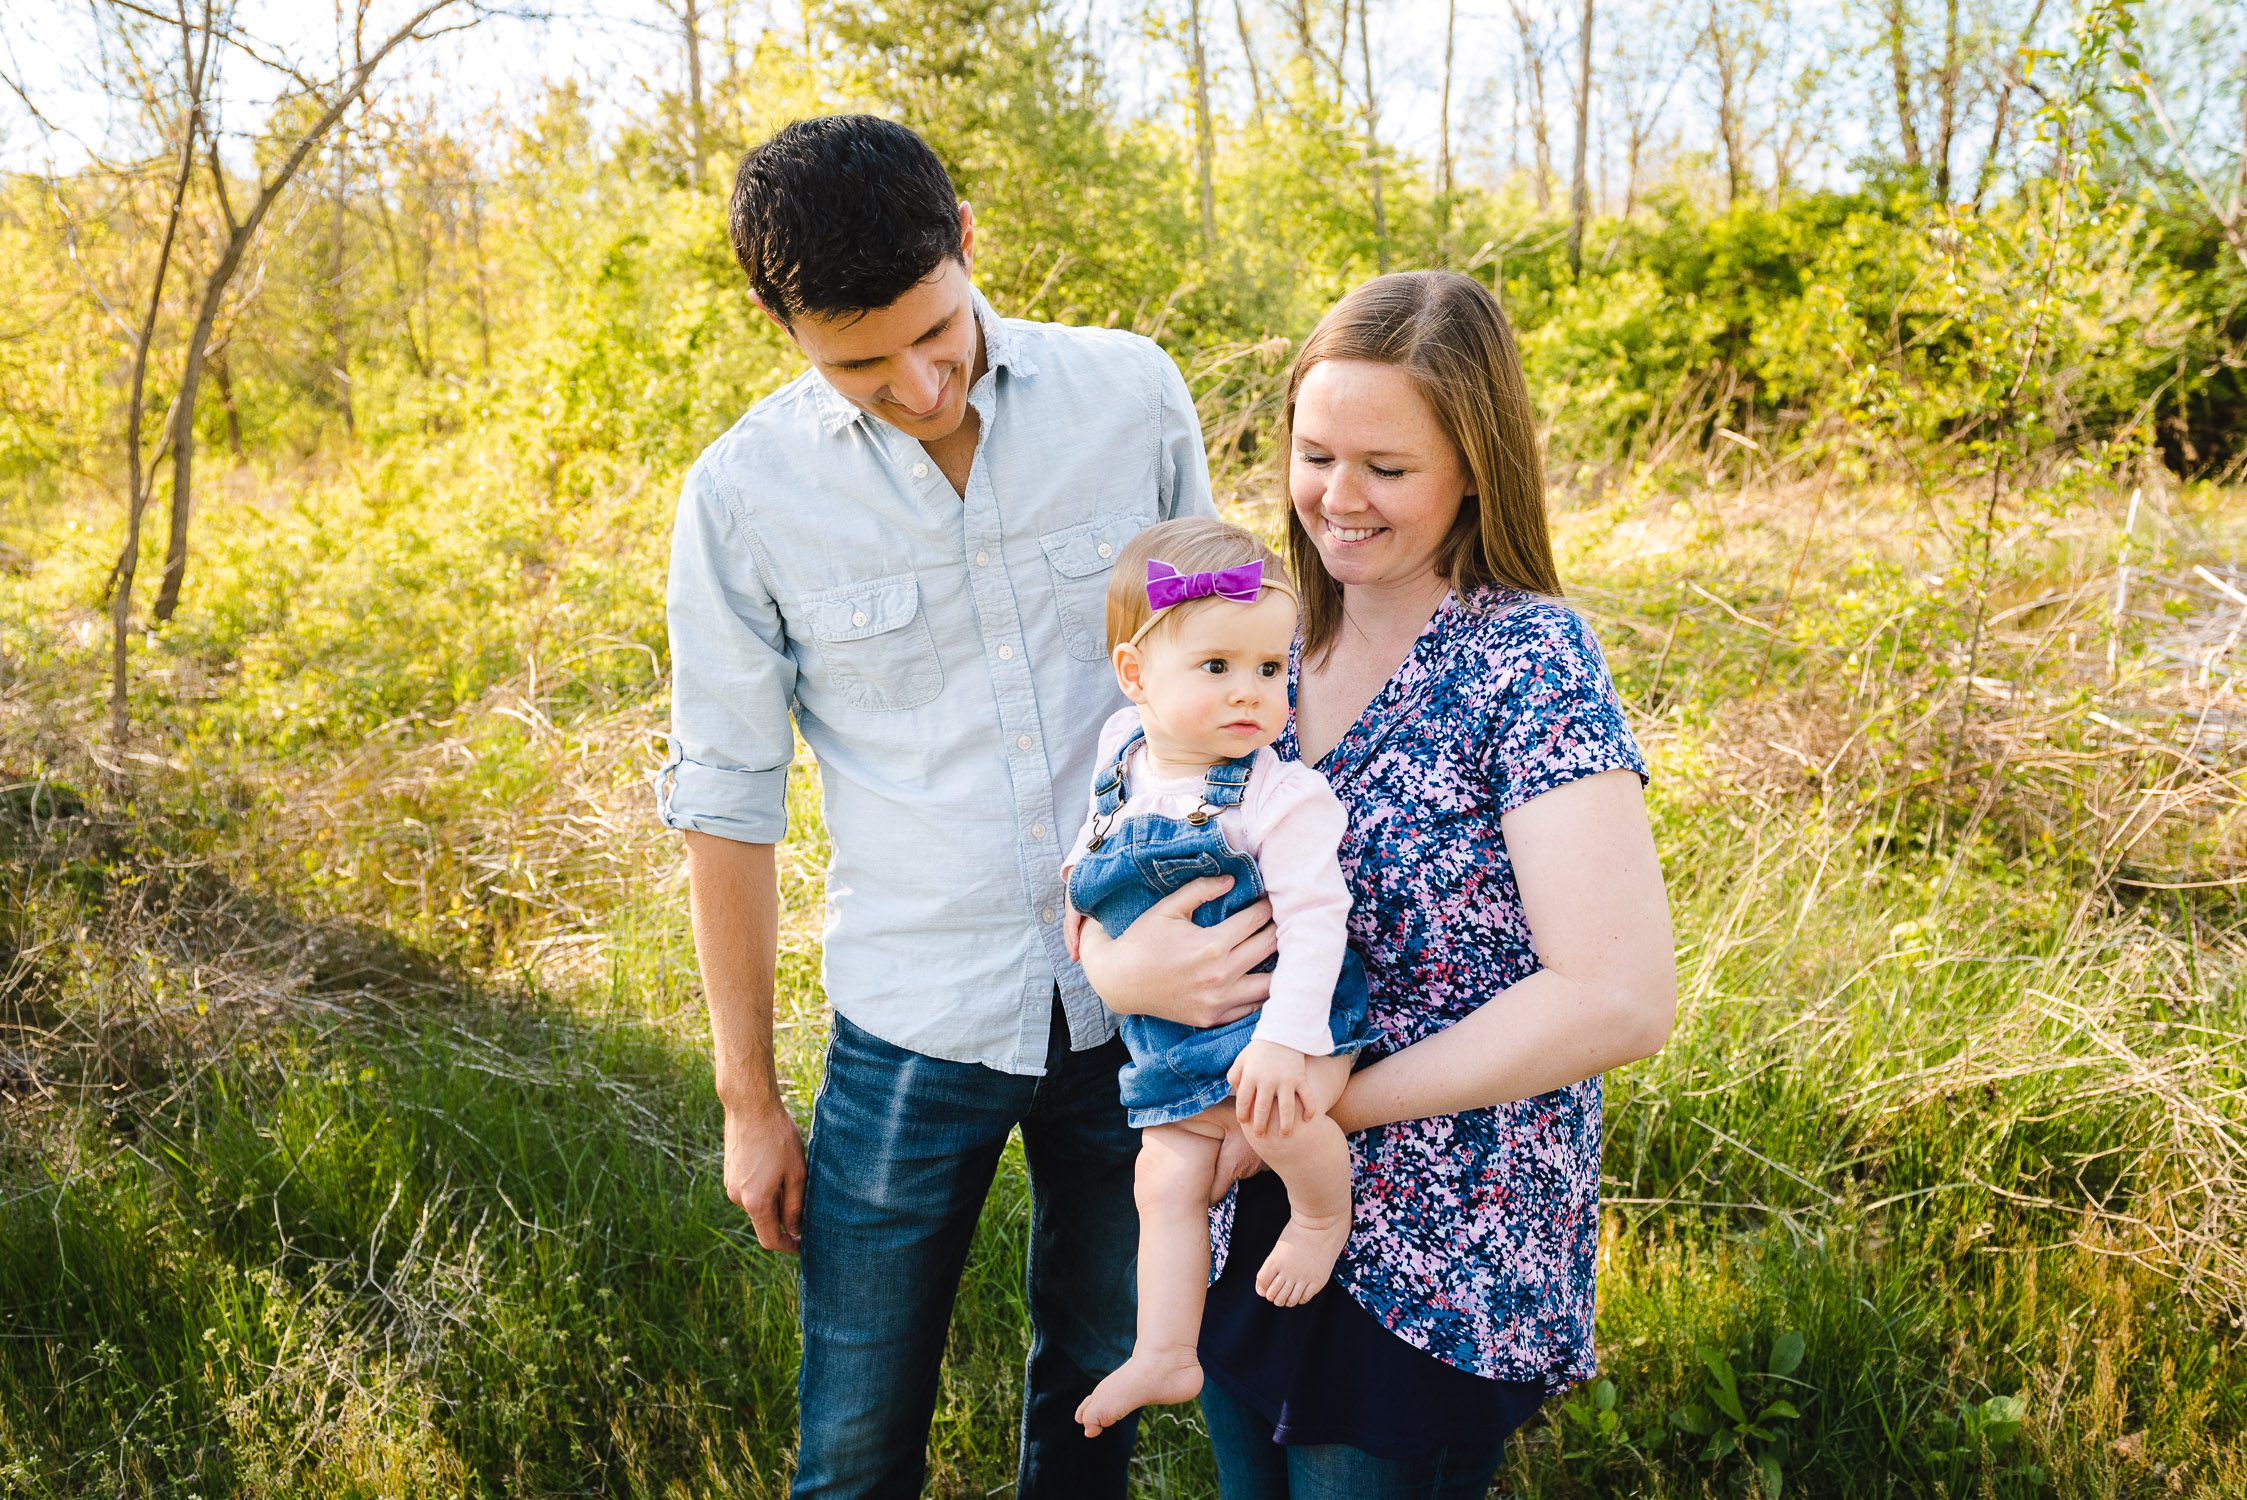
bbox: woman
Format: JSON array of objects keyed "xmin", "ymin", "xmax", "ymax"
[{"xmin": 1078, "ymin": 269, "xmax": 1676, "ymax": 1497}]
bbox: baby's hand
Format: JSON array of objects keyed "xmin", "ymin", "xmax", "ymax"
[{"xmin": 1230, "ymin": 1039, "xmax": 1312, "ymax": 1136}]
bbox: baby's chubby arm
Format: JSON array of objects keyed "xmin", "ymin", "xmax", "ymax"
[{"xmin": 1240, "ymin": 760, "xmax": 1354, "ymax": 1057}]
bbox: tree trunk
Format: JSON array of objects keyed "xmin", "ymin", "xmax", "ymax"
[
  {"xmin": 211, "ymin": 343, "xmax": 245, "ymax": 457},
  {"xmin": 1512, "ymin": 2, "xmax": 1553, "ymax": 210},
  {"xmin": 1933, "ymin": 0, "xmax": 1959, "ymax": 198},
  {"xmin": 330, "ymin": 124, "xmax": 353, "ymax": 432},
  {"xmin": 1188, "ymin": 0, "xmax": 1218, "ymax": 249},
  {"xmin": 1358, "ymin": 0, "xmax": 1389, "ymax": 271},
  {"xmin": 1569, "ymin": 0, "xmax": 1594, "ymax": 276},
  {"xmin": 467, "ymin": 175, "xmax": 494, "ymax": 371},
  {"xmin": 113, "ymin": 6, "xmax": 207, "ymax": 741},
  {"xmin": 1438, "ymin": 0, "xmax": 1455, "ymax": 248},
  {"xmin": 1972, "ymin": 0, "xmax": 2046, "ymax": 209},
  {"xmin": 1234, "ymin": 0, "xmax": 1265, "ymax": 124},
  {"xmin": 152, "ymin": 0, "xmax": 469, "ymax": 625},
  {"xmin": 374, "ymin": 177, "xmax": 433, "ymax": 377},
  {"xmin": 1708, "ymin": 0, "xmax": 1746, "ymax": 205},
  {"xmin": 1886, "ymin": 0, "xmax": 1922, "ymax": 170},
  {"xmin": 1337, "ymin": 0, "xmax": 1351, "ymax": 110},
  {"xmin": 684, "ymin": 0, "xmax": 707, "ymax": 184}
]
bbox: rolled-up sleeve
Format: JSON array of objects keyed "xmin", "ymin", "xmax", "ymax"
[
  {"xmin": 1151, "ymin": 344, "xmax": 1217, "ymax": 522},
  {"xmin": 657, "ymin": 459, "xmax": 796, "ymax": 843}
]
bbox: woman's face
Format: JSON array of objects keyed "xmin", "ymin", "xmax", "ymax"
[{"xmin": 1289, "ymin": 358, "xmax": 1472, "ymax": 598}]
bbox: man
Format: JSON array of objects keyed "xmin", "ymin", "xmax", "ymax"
[{"xmin": 657, "ymin": 115, "xmax": 1219, "ymax": 1498}]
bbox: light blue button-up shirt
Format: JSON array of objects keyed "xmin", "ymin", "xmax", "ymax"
[{"xmin": 659, "ymin": 290, "xmax": 1216, "ymax": 1075}]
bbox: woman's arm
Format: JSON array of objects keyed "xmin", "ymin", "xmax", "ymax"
[{"xmin": 1330, "ymin": 769, "xmax": 1676, "ymax": 1134}]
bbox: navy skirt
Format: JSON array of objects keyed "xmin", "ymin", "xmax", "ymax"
[{"xmin": 1199, "ymin": 1172, "xmax": 1545, "ymax": 1459}]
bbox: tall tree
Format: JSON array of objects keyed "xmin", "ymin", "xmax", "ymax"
[
  {"xmin": 684, "ymin": 0, "xmax": 706, "ymax": 183},
  {"xmin": 1701, "ymin": 0, "xmax": 1764, "ymax": 205},
  {"xmin": 1437, "ymin": 0, "xmax": 1455, "ymax": 246},
  {"xmin": 1233, "ymin": 0, "xmax": 1266, "ymax": 123},
  {"xmin": 1885, "ymin": 0, "xmax": 1923, "ymax": 169},
  {"xmin": 1933, "ymin": 0, "xmax": 1961, "ymax": 196},
  {"xmin": 107, "ymin": 0, "xmax": 213, "ymax": 740},
  {"xmin": 145, "ymin": 0, "xmax": 485, "ymax": 624},
  {"xmin": 328, "ymin": 122, "xmax": 354, "ymax": 432},
  {"xmin": 1568, "ymin": 0, "xmax": 1594, "ymax": 275},
  {"xmin": 1510, "ymin": 0, "xmax": 1554, "ymax": 208},
  {"xmin": 1357, "ymin": 0, "xmax": 1389, "ymax": 270},
  {"xmin": 1187, "ymin": 0, "xmax": 1218, "ymax": 248},
  {"xmin": 1972, "ymin": 0, "xmax": 2049, "ymax": 207}
]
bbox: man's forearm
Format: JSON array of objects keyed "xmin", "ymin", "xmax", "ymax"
[{"xmin": 684, "ymin": 832, "xmax": 785, "ymax": 1110}]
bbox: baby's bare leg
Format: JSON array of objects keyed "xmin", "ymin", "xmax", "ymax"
[
  {"xmin": 1074, "ymin": 1116, "xmax": 1226, "ymax": 1438},
  {"xmin": 1241, "ymin": 1053, "xmax": 1357, "ymax": 1308}
]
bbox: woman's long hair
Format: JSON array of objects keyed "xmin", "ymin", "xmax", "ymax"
[{"xmin": 1284, "ymin": 270, "xmax": 1559, "ymax": 660}]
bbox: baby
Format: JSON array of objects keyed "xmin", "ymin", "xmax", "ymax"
[{"xmin": 1066, "ymin": 517, "xmax": 1372, "ymax": 1438}]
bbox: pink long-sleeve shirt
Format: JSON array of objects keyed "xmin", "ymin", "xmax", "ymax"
[{"xmin": 1067, "ymin": 706, "xmax": 1355, "ymax": 1057}]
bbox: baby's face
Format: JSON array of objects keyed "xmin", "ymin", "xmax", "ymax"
[{"xmin": 1125, "ymin": 589, "xmax": 1297, "ymax": 764}]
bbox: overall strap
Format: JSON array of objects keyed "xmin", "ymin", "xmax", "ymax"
[
  {"xmin": 1092, "ymin": 727, "xmax": 1146, "ymax": 817},
  {"xmin": 1200, "ymin": 750, "xmax": 1256, "ymax": 811}
]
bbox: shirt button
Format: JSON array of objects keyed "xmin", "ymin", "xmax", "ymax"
[
  {"xmin": 851, "ymin": 610, "xmax": 867, "ymax": 627},
  {"xmin": 997, "ymin": 644, "xmax": 1014, "ymax": 661},
  {"xmin": 1041, "ymin": 906, "xmax": 1057, "ymax": 923},
  {"xmin": 1097, "ymin": 542, "xmax": 1113, "ymax": 559},
  {"xmin": 912, "ymin": 461, "xmax": 930, "ymax": 480},
  {"xmin": 1031, "ymin": 823, "xmax": 1047, "ymax": 840},
  {"xmin": 975, "ymin": 550, "xmax": 989, "ymax": 567},
  {"xmin": 1016, "ymin": 735, "xmax": 1033, "ymax": 750}
]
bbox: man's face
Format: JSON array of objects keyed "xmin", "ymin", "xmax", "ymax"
[{"xmin": 779, "ymin": 215, "xmax": 983, "ymax": 443}]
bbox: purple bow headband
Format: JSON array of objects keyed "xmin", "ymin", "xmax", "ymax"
[
  {"xmin": 1129, "ymin": 558, "xmax": 1294, "ymax": 644},
  {"xmin": 1146, "ymin": 559, "xmax": 1267, "ymax": 611}
]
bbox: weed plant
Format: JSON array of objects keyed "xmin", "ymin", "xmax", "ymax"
[{"xmin": 1, "ymin": 420, "xmax": 2241, "ymax": 1494}]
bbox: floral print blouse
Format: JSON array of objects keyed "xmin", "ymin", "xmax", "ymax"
[{"xmin": 1209, "ymin": 587, "xmax": 1649, "ymax": 1394}]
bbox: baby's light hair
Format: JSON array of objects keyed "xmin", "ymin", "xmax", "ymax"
[{"xmin": 1105, "ymin": 518, "xmax": 1293, "ymax": 654}]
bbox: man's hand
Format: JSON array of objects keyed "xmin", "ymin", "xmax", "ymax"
[
  {"xmin": 1077, "ymin": 875, "xmax": 1277, "ymax": 1026},
  {"xmin": 1229, "ymin": 1039, "xmax": 1312, "ymax": 1136},
  {"xmin": 723, "ymin": 1096, "xmax": 808, "ymax": 1254}
]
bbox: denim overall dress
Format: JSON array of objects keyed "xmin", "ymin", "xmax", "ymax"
[{"xmin": 1067, "ymin": 728, "xmax": 1373, "ymax": 1129}]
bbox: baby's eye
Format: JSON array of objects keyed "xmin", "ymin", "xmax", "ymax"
[
  {"xmin": 1257, "ymin": 661, "xmax": 1282, "ymax": 678},
  {"xmin": 1199, "ymin": 658, "xmax": 1228, "ymax": 674}
]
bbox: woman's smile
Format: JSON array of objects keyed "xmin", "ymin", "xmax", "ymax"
[{"xmin": 1322, "ymin": 518, "xmax": 1388, "ymax": 546}]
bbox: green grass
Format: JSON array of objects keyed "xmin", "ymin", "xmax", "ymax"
[{"xmin": 2, "ymin": 454, "xmax": 2243, "ymax": 1496}]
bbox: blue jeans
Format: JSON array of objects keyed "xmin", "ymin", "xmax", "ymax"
[
  {"xmin": 793, "ymin": 1007, "xmax": 1141, "ymax": 1499},
  {"xmin": 1200, "ymin": 1380, "xmax": 1512, "ymax": 1500}
]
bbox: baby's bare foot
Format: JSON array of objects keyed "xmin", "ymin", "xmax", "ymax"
[
  {"xmin": 1255, "ymin": 1210, "xmax": 1349, "ymax": 1307},
  {"xmin": 1074, "ymin": 1347, "xmax": 1204, "ymax": 1437}
]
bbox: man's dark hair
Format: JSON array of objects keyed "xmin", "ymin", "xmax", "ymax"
[{"xmin": 728, "ymin": 116, "xmax": 964, "ymax": 325}]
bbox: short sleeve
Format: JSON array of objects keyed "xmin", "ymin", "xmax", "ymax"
[{"xmin": 1479, "ymin": 602, "xmax": 1648, "ymax": 815}]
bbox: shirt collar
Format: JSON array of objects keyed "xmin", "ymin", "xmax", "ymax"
[{"xmin": 810, "ymin": 283, "xmax": 1035, "ymax": 435}]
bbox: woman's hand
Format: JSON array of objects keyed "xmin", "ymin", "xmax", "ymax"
[
  {"xmin": 1229, "ymin": 1039, "xmax": 1312, "ymax": 1135},
  {"xmin": 1076, "ymin": 875, "xmax": 1278, "ymax": 1027}
]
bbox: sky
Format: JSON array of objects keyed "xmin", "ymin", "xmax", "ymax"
[
  {"xmin": 0, "ymin": 0, "xmax": 1827, "ymax": 195},
  {"xmin": 4, "ymin": 0, "xmax": 2228, "ymax": 209}
]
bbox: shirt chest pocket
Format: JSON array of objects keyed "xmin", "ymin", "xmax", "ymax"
[
  {"xmin": 802, "ymin": 572, "xmax": 944, "ymax": 712},
  {"xmin": 1040, "ymin": 512, "xmax": 1152, "ymax": 661}
]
